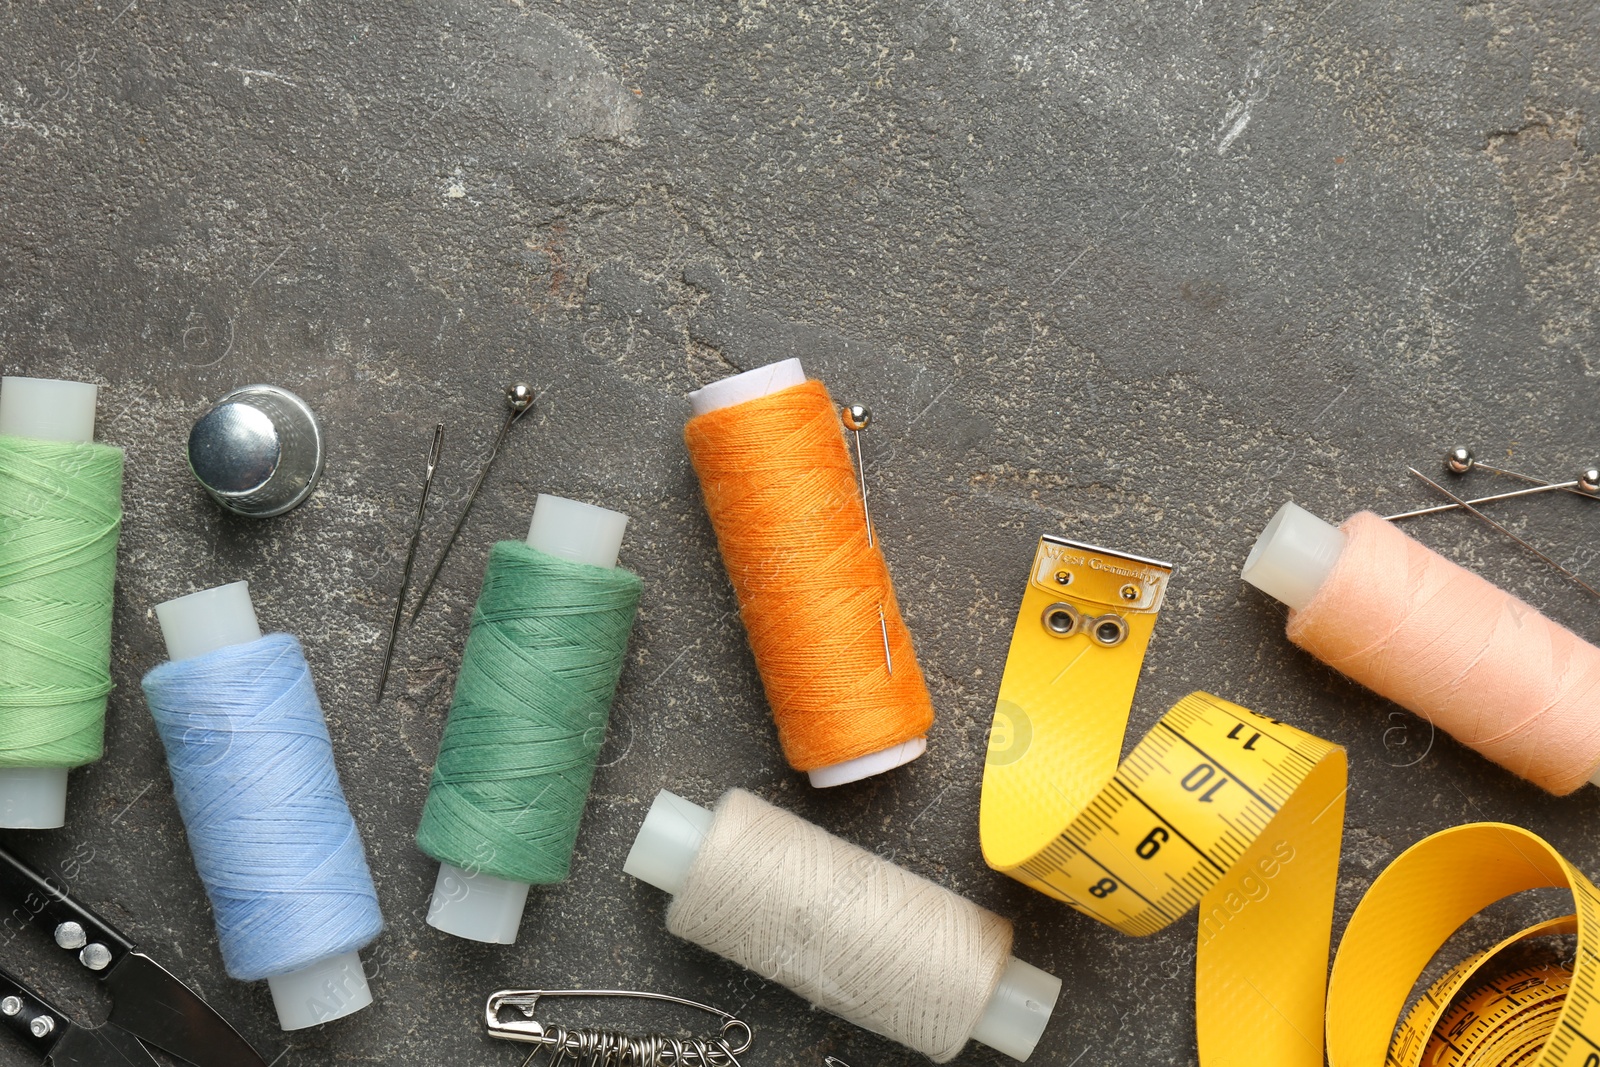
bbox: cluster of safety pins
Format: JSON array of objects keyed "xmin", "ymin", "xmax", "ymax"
[
  {"xmin": 10, "ymin": 357, "xmax": 1600, "ymax": 1067},
  {"xmin": 481, "ymin": 989, "xmax": 853, "ymax": 1067}
]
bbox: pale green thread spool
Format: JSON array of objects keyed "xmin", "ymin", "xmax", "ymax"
[
  {"xmin": 0, "ymin": 434, "xmax": 124, "ymax": 767},
  {"xmin": 416, "ymin": 538, "xmax": 641, "ymax": 887}
]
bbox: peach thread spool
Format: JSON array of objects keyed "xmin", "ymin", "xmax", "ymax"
[
  {"xmin": 1242, "ymin": 501, "xmax": 1600, "ymax": 794},
  {"xmin": 684, "ymin": 358, "xmax": 934, "ymax": 787}
]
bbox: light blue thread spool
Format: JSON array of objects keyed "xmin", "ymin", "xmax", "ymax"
[{"xmin": 143, "ymin": 581, "xmax": 382, "ymax": 1031}]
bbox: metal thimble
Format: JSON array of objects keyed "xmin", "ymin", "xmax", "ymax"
[{"xmin": 187, "ymin": 384, "xmax": 325, "ymax": 517}]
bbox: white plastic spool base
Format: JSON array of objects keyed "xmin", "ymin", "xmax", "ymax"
[
  {"xmin": 0, "ymin": 376, "xmax": 101, "ymax": 829},
  {"xmin": 155, "ymin": 582, "xmax": 263, "ymax": 662},
  {"xmin": 425, "ymin": 492, "xmax": 630, "ymax": 945},
  {"xmin": 687, "ymin": 359, "xmax": 927, "ymax": 788},
  {"xmin": 154, "ymin": 581, "xmax": 371, "ymax": 1028},
  {"xmin": 266, "ymin": 950, "xmax": 373, "ymax": 1030},
  {"xmin": 0, "ymin": 769, "xmax": 70, "ymax": 830},
  {"xmin": 624, "ymin": 791, "xmax": 1060, "ymax": 1062},
  {"xmin": 426, "ymin": 865, "xmax": 531, "ymax": 944}
]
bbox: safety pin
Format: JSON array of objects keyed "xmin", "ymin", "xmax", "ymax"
[{"xmin": 486, "ymin": 988, "xmax": 753, "ymax": 1067}]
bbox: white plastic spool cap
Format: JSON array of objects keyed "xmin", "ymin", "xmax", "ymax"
[
  {"xmin": 686, "ymin": 357, "xmax": 805, "ymax": 417},
  {"xmin": 0, "ymin": 376, "xmax": 98, "ymax": 444},
  {"xmin": 153, "ymin": 581, "xmax": 372, "ymax": 1028},
  {"xmin": 624, "ymin": 791, "xmax": 1060, "ymax": 1061},
  {"xmin": 155, "ymin": 582, "xmax": 263, "ymax": 662},
  {"xmin": 1240, "ymin": 501, "xmax": 1347, "ymax": 612},
  {"xmin": 425, "ymin": 492, "xmax": 630, "ymax": 944},
  {"xmin": 686, "ymin": 359, "xmax": 928, "ymax": 787},
  {"xmin": 0, "ymin": 376, "xmax": 101, "ymax": 829}
]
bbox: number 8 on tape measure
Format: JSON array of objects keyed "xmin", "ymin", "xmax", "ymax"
[{"xmin": 980, "ymin": 535, "xmax": 1348, "ymax": 1067}]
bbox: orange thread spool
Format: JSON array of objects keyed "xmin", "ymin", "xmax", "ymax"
[{"xmin": 684, "ymin": 369, "xmax": 934, "ymax": 781}]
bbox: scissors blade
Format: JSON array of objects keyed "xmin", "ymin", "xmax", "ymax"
[
  {"xmin": 103, "ymin": 953, "xmax": 267, "ymax": 1067},
  {"xmin": 47, "ymin": 1024, "xmax": 161, "ymax": 1067}
]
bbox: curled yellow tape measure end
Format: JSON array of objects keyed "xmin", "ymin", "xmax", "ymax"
[{"xmin": 1329, "ymin": 824, "xmax": 1600, "ymax": 1067}]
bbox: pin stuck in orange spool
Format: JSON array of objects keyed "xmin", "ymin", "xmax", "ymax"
[{"xmin": 684, "ymin": 359, "xmax": 935, "ymax": 786}]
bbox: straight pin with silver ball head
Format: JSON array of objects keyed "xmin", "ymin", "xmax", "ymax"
[
  {"xmin": 1386, "ymin": 447, "xmax": 1600, "ymax": 521},
  {"xmin": 1407, "ymin": 466, "xmax": 1600, "ymax": 600},
  {"xmin": 378, "ymin": 423, "xmax": 445, "ymax": 703},
  {"xmin": 410, "ymin": 382, "xmax": 535, "ymax": 621},
  {"xmin": 842, "ymin": 403, "xmax": 892, "ymax": 676}
]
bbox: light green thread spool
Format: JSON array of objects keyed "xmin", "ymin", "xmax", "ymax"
[
  {"xmin": 0, "ymin": 433, "xmax": 123, "ymax": 768},
  {"xmin": 417, "ymin": 527, "xmax": 641, "ymax": 910}
]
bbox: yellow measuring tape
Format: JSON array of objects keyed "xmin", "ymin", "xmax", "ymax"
[
  {"xmin": 981, "ymin": 535, "xmax": 1600, "ymax": 1066},
  {"xmin": 980, "ymin": 535, "xmax": 1348, "ymax": 1066},
  {"xmin": 1328, "ymin": 823, "xmax": 1600, "ymax": 1067}
]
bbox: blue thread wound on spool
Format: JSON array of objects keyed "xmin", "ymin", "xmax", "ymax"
[{"xmin": 142, "ymin": 633, "xmax": 383, "ymax": 981}]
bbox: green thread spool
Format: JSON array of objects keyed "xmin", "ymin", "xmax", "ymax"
[
  {"xmin": 0, "ymin": 376, "xmax": 123, "ymax": 829},
  {"xmin": 418, "ymin": 494, "xmax": 640, "ymax": 943}
]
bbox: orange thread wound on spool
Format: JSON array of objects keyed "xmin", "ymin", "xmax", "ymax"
[
  {"xmin": 1287, "ymin": 511, "xmax": 1600, "ymax": 794},
  {"xmin": 684, "ymin": 379, "xmax": 934, "ymax": 771}
]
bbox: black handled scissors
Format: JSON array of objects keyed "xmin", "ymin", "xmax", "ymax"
[
  {"xmin": 0, "ymin": 842, "xmax": 267, "ymax": 1067},
  {"xmin": 0, "ymin": 965, "xmax": 160, "ymax": 1067}
]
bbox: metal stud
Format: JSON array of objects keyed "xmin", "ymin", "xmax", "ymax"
[
  {"xmin": 29, "ymin": 1016, "xmax": 54, "ymax": 1038},
  {"xmin": 78, "ymin": 943, "xmax": 112, "ymax": 971},
  {"xmin": 53, "ymin": 921, "xmax": 86, "ymax": 950},
  {"xmin": 1, "ymin": 996, "xmax": 20, "ymax": 1017}
]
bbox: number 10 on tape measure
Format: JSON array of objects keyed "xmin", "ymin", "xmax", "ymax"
[{"xmin": 980, "ymin": 535, "xmax": 1347, "ymax": 1067}]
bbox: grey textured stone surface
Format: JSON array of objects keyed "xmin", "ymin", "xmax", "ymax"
[{"xmin": 2, "ymin": 1, "xmax": 1598, "ymax": 1064}]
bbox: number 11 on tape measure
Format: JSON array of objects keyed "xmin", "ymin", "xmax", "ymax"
[{"xmin": 980, "ymin": 535, "xmax": 1348, "ymax": 1067}]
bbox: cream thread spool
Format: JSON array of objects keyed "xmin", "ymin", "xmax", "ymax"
[
  {"xmin": 624, "ymin": 789, "xmax": 1060, "ymax": 1062},
  {"xmin": 1242, "ymin": 501, "xmax": 1600, "ymax": 793}
]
